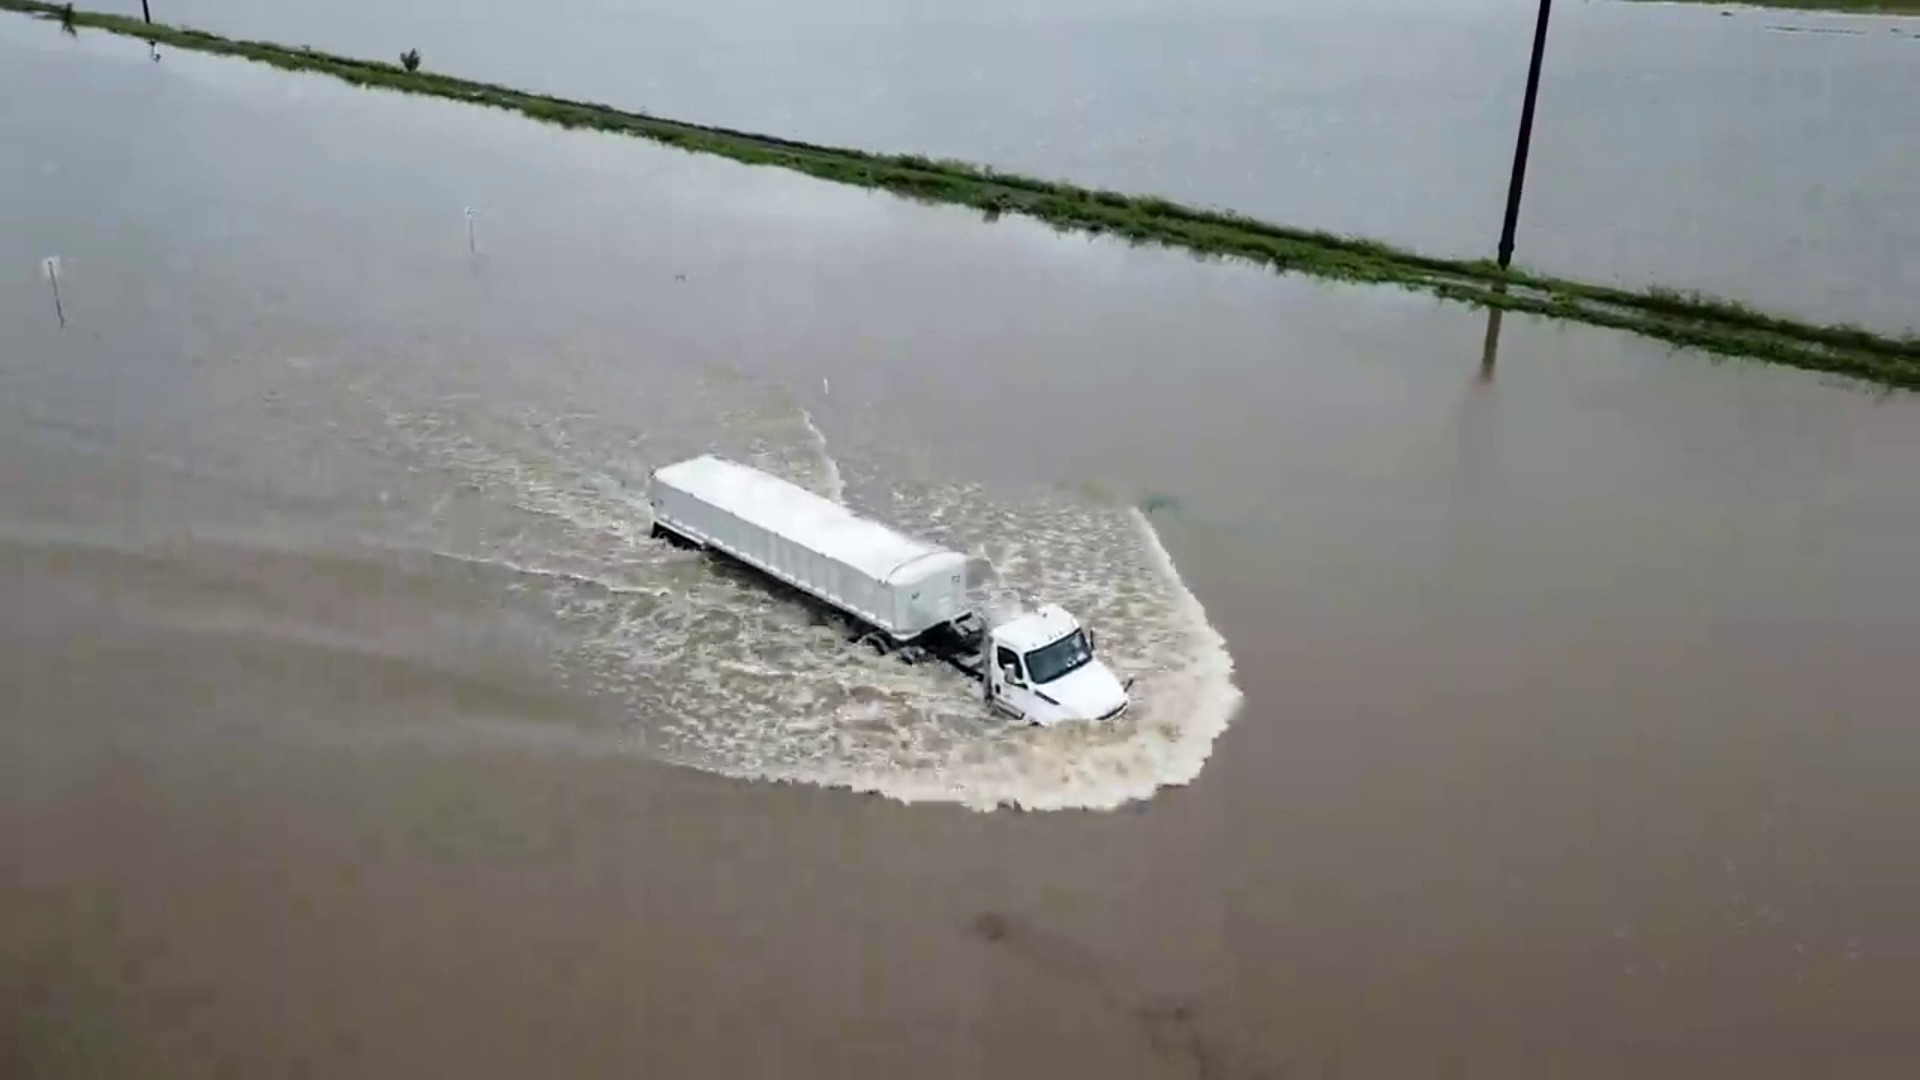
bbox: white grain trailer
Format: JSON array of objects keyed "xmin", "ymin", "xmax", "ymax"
[
  {"xmin": 648, "ymin": 454, "xmax": 970, "ymax": 642},
  {"xmin": 646, "ymin": 455, "xmax": 1130, "ymax": 725}
]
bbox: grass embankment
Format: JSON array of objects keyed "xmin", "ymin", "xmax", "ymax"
[
  {"xmin": 11, "ymin": 1, "xmax": 1920, "ymax": 389},
  {"xmin": 1630, "ymin": 1, "xmax": 1920, "ymax": 13}
]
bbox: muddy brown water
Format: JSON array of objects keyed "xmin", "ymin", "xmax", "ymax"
[{"xmin": 5, "ymin": 22, "xmax": 1920, "ymax": 1080}]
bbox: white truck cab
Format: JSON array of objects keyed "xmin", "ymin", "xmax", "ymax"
[{"xmin": 983, "ymin": 604, "xmax": 1131, "ymax": 726}]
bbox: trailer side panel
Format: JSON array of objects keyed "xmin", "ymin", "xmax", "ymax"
[{"xmin": 648, "ymin": 456, "xmax": 968, "ymax": 640}]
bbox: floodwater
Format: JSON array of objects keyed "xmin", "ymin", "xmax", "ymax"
[
  {"xmin": 79, "ymin": 0, "xmax": 1920, "ymax": 333},
  {"xmin": 5, "ymin": 16, "xmax": 1920, "ymax": 1080}
]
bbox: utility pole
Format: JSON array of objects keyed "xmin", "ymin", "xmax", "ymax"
[
  {"xmin": 141, "ymin": 0, "xmax": 152, "ymax": 23},
  {"xmin": 1496, "ymin": 0, "xmax": 1554, "ymax": 269},
  {"xmin": 1478, "ymin": 303, "xmax": 1504, "ymax": 383}
]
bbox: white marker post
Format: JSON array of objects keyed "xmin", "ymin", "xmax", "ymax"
[
  {"xmin": 464, "ymin": 207, "xmax": 477, "ymax": 255},
  {"xmin": 42, "ymin": 256, "xmax": 64, "ymax": 328}
]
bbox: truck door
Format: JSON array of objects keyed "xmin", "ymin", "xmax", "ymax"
[{"xmin": 989, "ymin": 645, "xmax": 1038, "ymax": 721}]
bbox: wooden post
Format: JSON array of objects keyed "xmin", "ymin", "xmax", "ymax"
[
  {"xmin": 43, "ymin": 257, "xmax": 65, "ymax": 328},
  {"xmin": 1497, "ymin": 0, "xmax": 1555, "ymax": 269}
]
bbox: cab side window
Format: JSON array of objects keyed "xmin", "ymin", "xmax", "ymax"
[{"xmin": 995, "ymin": 647, "xmax": 1024, "ymax": 684}]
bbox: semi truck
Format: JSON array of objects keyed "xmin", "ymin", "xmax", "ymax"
[{"xmin": 647, "ymin": 455, "xmax": 1131, "ymax": 726}]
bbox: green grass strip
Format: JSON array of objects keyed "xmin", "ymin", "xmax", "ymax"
[
  {"xmin": 1627, "ymin": 1, "xmax": 1920, "ymax": 14},
  {"xmin": 10, "ymin": 0, "xmax": 1920, "ymax": 389}
]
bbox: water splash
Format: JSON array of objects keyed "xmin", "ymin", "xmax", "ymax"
[
  {"xmin": 357, "ymin": 370, "xmax": 1241, "ymax": 810},
  {"xmin": 799, "ymin": 407, "xmax": 846, "ymax": 505}
]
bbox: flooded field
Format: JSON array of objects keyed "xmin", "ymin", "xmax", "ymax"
[
  {"xmin": 4, "ymin": 15, "xmax": 1919, "ymax": 1079},
  {"xmin": 73, "ymin": 0, "xmax": 1920, "ymax": 332}
]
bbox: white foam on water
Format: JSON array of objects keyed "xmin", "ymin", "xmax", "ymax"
[
  {"xmin": 798, "ymin": 407, "xmax": 846, "ymax": 505},
  {"xmin": 351, "ymin": 373, "xmax": 1241, "ymax": 811},
  {"xmin": 568, "ymin": 473, "xmax": 1244, "ymax": 811},
  {"xmin": 1123, "ymin": 507, "xmax": 1245, "ymax": 791}
]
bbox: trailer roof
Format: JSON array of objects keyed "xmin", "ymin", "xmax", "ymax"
[{"xmin": 651, "ymin": 455, "xmax": 956, "ymax": 584}]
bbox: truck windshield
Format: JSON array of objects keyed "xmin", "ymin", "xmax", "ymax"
[{"xmin": 1025, "ymin": 630, "xmax": 1093, "ymax": 685}]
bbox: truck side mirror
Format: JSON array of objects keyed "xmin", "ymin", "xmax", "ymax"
[{"xmin": 1000, "ymin": 664, "xmax": 1023, "ymax": 687}]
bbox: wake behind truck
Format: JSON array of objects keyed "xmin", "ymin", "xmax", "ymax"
[{"xmin": 647, "ymin": 455, "xmax": 1131, "ymax": 726}]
